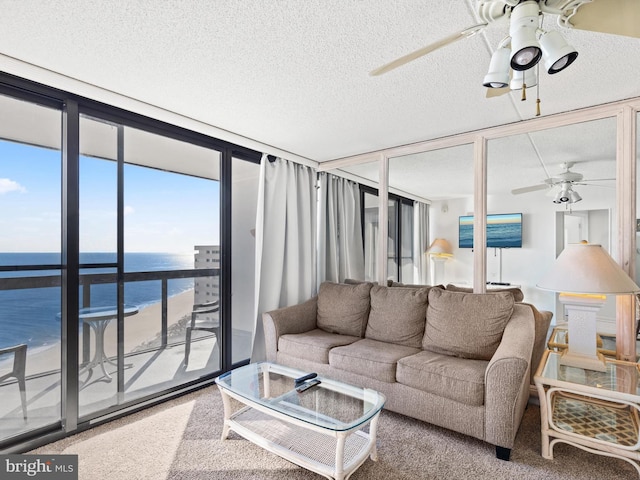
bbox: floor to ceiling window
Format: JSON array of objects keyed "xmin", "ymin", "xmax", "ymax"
[
  {"xmin": 77, "ymin": 115, "xmax": 223, "ymax": 419},
  {"xmin": 0, "ymin": 77, "xmax": 260, "ymax": 452},
  {"xmin": 0, "ymin": 93, "xmax": 63, "ymax": 444}
]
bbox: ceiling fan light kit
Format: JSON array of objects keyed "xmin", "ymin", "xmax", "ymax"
[
  {"xmin": 510, "ymin": 67, "xmax": 537, "ymax": 91},
  {"xmin": 538, "ymin": 30, "xmax": 579, "ymax": 74},
  {"xmin": 371, "ymin": 0, "xmax": 638, "ymax": 112},
  {"xmin": 569, "ymin": 189, "xmax": 582, "ymax": 203},
  {"xmin": 482, "ymin": 47, "xmax": 511, "ymax": 88},
  {"xmin": 512, "ymin": 162, "xmax": 612, "ymax": 205},
  {"xmin": 484, "ymin": 1, "xmax": 579, "ymax": 92},
  {"xmin": 509, "ymin": 1, "xmax": 543, "ymax": 70},
  {"xmin": 552, "ymin": 182, "xmax": 581, "ymax": 205}
]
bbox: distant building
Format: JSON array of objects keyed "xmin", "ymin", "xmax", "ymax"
[{"xmin": 193, "ymin": 246, "xmax": 220, "ymax": 313}]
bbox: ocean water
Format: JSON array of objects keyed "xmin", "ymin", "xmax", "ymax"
[
  {"xmin": 0, "ymin": 253, "xmax": 197, "ymax": 349},
  {"xmin": 459, "ymin": 222, "xmax": 522, "ymax": 248}
]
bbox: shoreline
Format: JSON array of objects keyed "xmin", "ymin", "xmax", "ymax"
[{"xmin": 6, "ymin": 289, "xmax": 196, "ymax": 376}]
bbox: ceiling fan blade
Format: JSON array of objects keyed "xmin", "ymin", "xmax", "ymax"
[
  {"xmin": 369, "ymin": 23, "xmax": 487, "ymax": 76},
  {"xmin": 565, "ymin": 0, "xmax": 640, "ymax": 39},
  {"xmin": 575, "ymin": 183, "xmax": 615, "ymax": 189},
  {"xmin": 511, "ymin": 184, "xmax": 549, "ymax": 195},
  {"xmin": 579, "ymin": 178, "xmax": 616, "ymax": 182}
]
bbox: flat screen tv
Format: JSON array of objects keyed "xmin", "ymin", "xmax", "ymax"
[{"xmin": 459, "ymin": 213, "xmax": 523, "ymax": 248}]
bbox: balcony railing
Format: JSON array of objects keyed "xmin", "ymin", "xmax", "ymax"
[{"xmin": 0, "ymin": 267, "xmax": 219, "ymax": 375}]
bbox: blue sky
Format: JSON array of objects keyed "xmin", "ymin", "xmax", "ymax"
[{"xmin": 0, "ymin": 140, "xmax": 220, "ymax": 253}]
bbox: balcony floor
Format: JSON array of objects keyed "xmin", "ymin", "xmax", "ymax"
[{"xmin": 1, "ymin": 331, "xmax": 251, "ymax": 445}]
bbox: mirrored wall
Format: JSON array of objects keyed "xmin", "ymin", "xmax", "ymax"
[
  {"xmin": 388, "ymin": 144, "xmax": 474, "ymax": 286},
  {"xmin": 332, "ymin": 160, "xmax": 379, "ymax": 282},
  {"xmin": 487, "ymin": 117, "xmax": 617, "ymax": 317},
  {"xmin": 321, "ymin": 99, "xmax": 639, "ymax": 355}
]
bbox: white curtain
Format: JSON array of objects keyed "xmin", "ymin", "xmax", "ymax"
[
  {"xmin": 412, "ymin": 201, "xmax": 430, "ymax": 284},
  {"xmin": 250, "ymin": 155, "xmax": 317, "ymax": 362},
  {"xmin": 317, "ymin": 173, "xmax": 365, "ymax": 284}
]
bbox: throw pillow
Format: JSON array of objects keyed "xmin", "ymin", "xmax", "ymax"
[
  {"xmin": 365, "ymin": 285, "xmax": 431, "ymax": 348},
  {"xmin": 317, "ymin": 281, "xmax": 373, "ymax": 337},
  {"xmin": 423, "ymin": 288, "xmax": 514, "ymax": 360}
]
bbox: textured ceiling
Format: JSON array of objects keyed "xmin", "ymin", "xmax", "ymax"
[{"xmin": 0, "ymin": 0, "xmax": 638, "ymax": 170}]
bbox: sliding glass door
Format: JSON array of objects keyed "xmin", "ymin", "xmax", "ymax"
[
  {"xmin": 0, "ymin": 75, "xmax": 260, "ymax": 452},
  {"xmin": 78, "ymin": 115, "xmax": 222, "ymax": 418},
  {"xmin": 0, "ymin": 94, "xmax": 63, "ymax": 444}
]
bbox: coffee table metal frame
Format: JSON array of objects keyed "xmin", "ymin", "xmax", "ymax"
[{"xmin": 215, "ymin": 362, "xmax": 385, "ymax": 480}]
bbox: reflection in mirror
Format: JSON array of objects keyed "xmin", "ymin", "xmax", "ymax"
[
  {"xmin": 388, "ymin": 144, "xmax": 474, "ymax": 286},
  {"xmin": 324, "ymin": 161, "xmax": 378, "ymax": 282},
  {"xmin": 488, "ymin": 117, "xmax": 616, "ymax": 328}
]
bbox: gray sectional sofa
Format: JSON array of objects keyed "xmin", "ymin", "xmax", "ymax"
[{"xmin": 262, "ymin": 281, "xmax": 552, "ymax": 460}]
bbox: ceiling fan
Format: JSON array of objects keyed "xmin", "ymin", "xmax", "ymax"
[
  {"xmin": 370, "ymin": 0, "xmax": 640, "ymax": 101},
  {"xmin": 511, "ymin": 161, "xmax": 614, "ymax": 204}
]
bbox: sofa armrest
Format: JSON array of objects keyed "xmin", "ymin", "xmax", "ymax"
[
  {"xmin": 520, "ymin": 303, "xmax": 553, "ymax": 384},
  {"xmin": 484, "ymin": 303, "xmax": 535, "ymax": 449},
  {"xmin": 262, "ymin": 296, "xmax": 318, "ymax": 363}
]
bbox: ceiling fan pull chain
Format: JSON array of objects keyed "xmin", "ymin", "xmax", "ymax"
[
  {"xmin": 521, "ymin": 83, "xmax": 527, "ymax": 101},
  {"xmin": 536, "ymin": 63, "xmax": 541, "ymax": 116}
]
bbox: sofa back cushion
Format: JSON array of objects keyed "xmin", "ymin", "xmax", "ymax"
[
  {"xmin": 344, "ymin": 278, "xmax": 377, "ymax": 285},
  {"xmin": 387, "ymin": 280, "xmax": 444, "ymax": 289},
  {"xmin": 365, "ymin": 285, "xmax": 431, "ymax": 348},
  {"xmin": 423, "ymin": 288, "xmax": 515, "ymax": 360},
  {"xmin": 445, "ymin": 283, "xmax": 524, "ymax": 302},
  {"xmin": 317, "ymin": 281, "xmax": 373, "ymax": 337}
]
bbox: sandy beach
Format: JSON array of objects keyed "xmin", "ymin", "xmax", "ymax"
[{"xmin": 18, "ymin": 289, "xmax": 196, "ymax": 377}]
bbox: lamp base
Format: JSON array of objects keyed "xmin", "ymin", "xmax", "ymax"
[
  {"xmin": 559, "ymin": 349, "xmax": 607, "ymax": 372},
  {"xmin": 559, "ymin": 294, "xmax": 607, "ymax": 372}
]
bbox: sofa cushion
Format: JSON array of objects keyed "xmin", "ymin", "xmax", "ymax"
[
  {"xmin": 278, "ymin": 329, "xmax": 360, "ymax": 364},
  {"xmin": 388, "ymin": 280, "xmax": 444, "ymax": 289},
  {"xmin": 329, "ymin": 338, "xmax": 420, "ymax": 383},
  {"xmin": 423, "ymin": 288, "xmax": 514, "ymax": 360},
  {"xmin": 445, "ymin": 283, "xmax": 524, "ymax": 302},
  {"xmin": 365, "ymin": 285, "xmax": 430, "ymax": 348},
  {"xmin": 344, "ymin": 278, "xmax": 377, "ymax": 285},
  {"xmin": 317, "ymin": 281, "xmax": 373, "ymax": 337},
  {"xmin": 397, "ymin": 350, "xmax": 488, "ymax": 406}
]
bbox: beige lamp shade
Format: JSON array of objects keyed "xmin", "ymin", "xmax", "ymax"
[
  {"xmin": 427, "ymin": 238, "xmax": 453, "ymax": 258},
  {"xmin": 537, "ymin": 243, "xmax": 640, "ymax": 295}
]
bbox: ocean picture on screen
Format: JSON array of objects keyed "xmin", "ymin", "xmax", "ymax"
[{"xmin": 459, "ymin": 213, "xmax": 522, "ymax": 248}]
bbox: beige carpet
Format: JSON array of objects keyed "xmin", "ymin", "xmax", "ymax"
[{"xmin": 30, "ymin": 387, "xmax": 636, "ymax": 479}]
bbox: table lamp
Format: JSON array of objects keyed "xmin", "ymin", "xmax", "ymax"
[
  {"xmin": 427, "ymin": 238, "xmax": 453, "ymax": 285},
  {"xmin": 537, "ymin": 243, "xmax": 640, "ymax": 371}
]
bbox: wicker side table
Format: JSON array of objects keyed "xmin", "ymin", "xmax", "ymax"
[{"xmin": 534, "ymin": 349, "xmax": 640, "ymax": 477}]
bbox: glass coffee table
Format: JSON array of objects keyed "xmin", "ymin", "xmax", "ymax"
[{"xmin": 215, "ymin": 362, "xmax": 385, "ymax": 480}]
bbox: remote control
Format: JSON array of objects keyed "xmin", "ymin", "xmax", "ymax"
[
  {"xmin": 296, "ymin": 379, "xmax": 321, "ymax": 393},
  {"xmin": 294, "ymin": 372, "xmax": 317, "ymax": 386}
]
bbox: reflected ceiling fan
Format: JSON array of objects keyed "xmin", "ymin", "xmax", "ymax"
[
  {"xmin": 370, "ymin": 0, "xmax": 640, "ymax": 110},
  {"xmin": 511, "ymin": 161, "xmax": 614, "ymax": 204}
]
